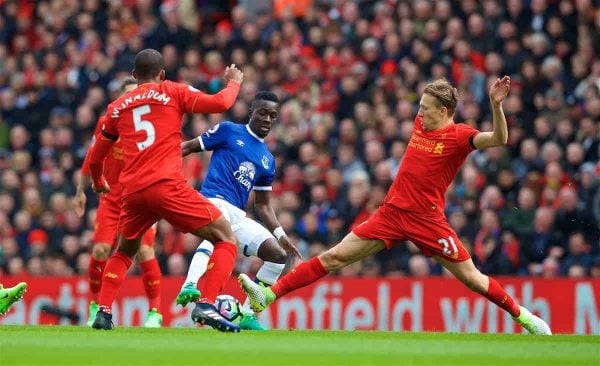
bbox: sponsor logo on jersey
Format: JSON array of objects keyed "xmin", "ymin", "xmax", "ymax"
[
  {"xmin": 233, "ymin": 161, "xmax": 256, "ymax": 191},
  {"xmin": 236, "ymin": 140, "xmax": 245, "ymax": 147}
]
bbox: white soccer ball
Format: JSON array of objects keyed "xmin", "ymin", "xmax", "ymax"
[{"xmin": 214, "ymin": 294, "xmax": 243, "ymax": 324}]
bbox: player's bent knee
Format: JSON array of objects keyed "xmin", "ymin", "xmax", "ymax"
[
  {"xmin": 92, "ymin": 243, "xmax": 112, "ymax": 260},
  {"xmin": 137, "ymin": 245, "xmax": 155, "ymax": 262}
]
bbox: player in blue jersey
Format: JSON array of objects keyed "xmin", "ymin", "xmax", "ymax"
[{"xmin": 176, "ymin": 91, "xmax": 301, "ymax": 330}]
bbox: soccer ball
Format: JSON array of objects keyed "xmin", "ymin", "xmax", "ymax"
[{"xmin": 214, "ymin": 294, "xmax": 243, "ymax": 324}]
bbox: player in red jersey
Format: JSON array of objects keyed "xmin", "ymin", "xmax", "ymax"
[
  {"xmin": 74, "ymin": 77, "xmax": 163, "ymax": 328},
  {"xmin": 87, "ymin": 49, "xmax": 243, "ymax": 332},
  {"xmin": 240, "ymin": 77, "xmax": 552, "ymax": 335}
]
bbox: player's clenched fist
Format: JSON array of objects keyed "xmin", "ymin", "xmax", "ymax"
[{"xmin": 223, "ymin": 64, "xmax": 244, "ymax": 84}]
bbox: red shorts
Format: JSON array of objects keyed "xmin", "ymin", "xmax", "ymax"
[
  {"xmin": 118, "ymin": 179, "xmax": 221, "ymax": 239},
  {"xmin": 94, "ymin": 194, "xmax": 156, "ymax": 247},
  {"xmin": 352, "ymin": 204, "xmax": 470, "ymax": 262}
]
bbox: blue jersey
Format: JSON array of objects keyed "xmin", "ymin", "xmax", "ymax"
[{"xmin": 198, "ymin": 121, "xmax": 275, "ymax": 210}]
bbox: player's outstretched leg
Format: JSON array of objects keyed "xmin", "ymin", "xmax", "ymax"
[
  {"xmin": 240, "ymin": 234, "xmax": 385, "ymax": 312},
  {"xmin": 0, "ymin": 282, "xmax": 27, "ymax": 315},
  {"xmin": 436, "ymin": 256, "xmax": 551, "ymax": 335},
  {"xmin": 176, "ymin": 241, "xmax": 213, "ymax": 306},
  {"xmin": 93, "ymin": 236, "xmax": 142, "ymax": 330}
]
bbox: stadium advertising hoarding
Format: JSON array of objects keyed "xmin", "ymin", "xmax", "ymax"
[{"xmin": 1, "ymin": 276, "xmax": 598, "ymax": 334}]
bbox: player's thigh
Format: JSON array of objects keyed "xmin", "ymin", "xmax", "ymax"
[
  {"xmin": 119, "ymin": 191, "xmax": 160, "ymax": 241},
  {"xmin": 352, "ymin": 204, "xmax": 408, "ymax": 249},
  {"xmin": 403, "ymin": 214, "xmax": 471, "ymax": 262},
  {"xmin": 319, "ymin": 232, "xmax": 386, "ymax": 271},
  {"xmin": 235, "ymin": 217, "xmax": 286, "ymax": 263},
  {"xmin": 93, "ymin": 197, "xmax": 120, "ymax": 248},
  {"xmin": 154, "ymin": 180, "xmax": 227, "ymax": 237},
  {"xmin": 208, "ymin": 198, "xmax": 244, "ymax": 226}
]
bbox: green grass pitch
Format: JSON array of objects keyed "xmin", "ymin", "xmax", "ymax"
[{"xmin": 1, "ymin": 326, "xmax": 598, "ymax": 366}]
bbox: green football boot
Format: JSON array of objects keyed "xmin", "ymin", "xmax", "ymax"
[
  {"xmin": 0, "ymin": 282, "xmax": 27, "ymax": 315},
  {"xmin": 239, "ymin": 313, "xmax": 268, "ymax": 331},
  {"xmin": 238, "ymin": 274, "xmax": 276, "ymax": 312},
  {"xmin": 513, "ymin": 306, "xmax": 552, "ymax": 335},
  {"xmin": 143, "ymin": 308, "xmax": 163, "ymax": 328},
  {"xmin": 86, "ymin": 301, "xmax": 100, "ymax": 327},
  {"xmin": 176, "ymin": 282, "xmax": 201, "ymax": 306}
]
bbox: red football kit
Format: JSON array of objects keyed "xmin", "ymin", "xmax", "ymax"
[
  {"xmin": 88, "ymin": 80, "xmax": 240, "ymax": 239},
  {"xmin": 353, "ymin": 115, "xmax": 480, "ymax": 262},
  {"xmin": 82, "ymin": 116, "xmax": 155, "ymax": 246}
]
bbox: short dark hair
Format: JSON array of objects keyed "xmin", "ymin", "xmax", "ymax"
[
  {"xmin": 134, "ymin": 49, "xmax": 164, "ymax": 80},
  {"xmin": 121, "ymin": 77, "xmax": 137, "ymax": 91},
  {"xmin": 254, "ymin": 91, "xmax": 279, "ymax": 104},
  {"xmin": 251, "ymin": 91, "xmax": 279, "ymax": 110}
]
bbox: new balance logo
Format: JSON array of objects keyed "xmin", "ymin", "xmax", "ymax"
[{"xmin": 236, "ymin": 140, "xmax": 245, "ymax": 147}]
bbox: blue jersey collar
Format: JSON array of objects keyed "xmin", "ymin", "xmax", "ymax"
[{"xmin": 246, "ymin": 124, "xmax": 264, "ymax": 142}]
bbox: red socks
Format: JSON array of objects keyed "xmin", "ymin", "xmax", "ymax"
[
  {"xmin": 140, "ymin": 258, "xmax": 162, "ymax": 312},
  {"xmin": 88, "ymin": 257, "xmax": 107, "ymax": 303},
  {"xmin": 99, "ymin": 252, "xmax": 133, "ymax": 313},
  {"xmin": 271, "ymin": 257, "xmax": 329, "ymax": 298},
  {"xmin": 198, "ymin": 241, "xmax": 237, "ymax": 303},
  {"xmin": 484, "ymin": 277, "xmax": 520, "ymax": 317}
]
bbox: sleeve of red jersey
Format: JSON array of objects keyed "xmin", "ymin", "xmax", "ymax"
[
  {"xmin": 88, "ymin": 111, "xmax": 118, "ymax": 188},
  {"xmin": 81, "ymin": 116, "xmax": 107, "ymax": 176},
  {"xmin": 178, "ymin": 81, "xmax": 241, "ymax": 114},
  {"xmin": 456, "ymin": 123, "xmax": 480, "ymax": 154}
]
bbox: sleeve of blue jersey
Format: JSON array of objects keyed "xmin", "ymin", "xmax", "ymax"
[
  {"xmin": 198, "ymin": 121, "xmax": 232, "ymax": 151},
  {"xmin": 253, "ymin": 159, "xmax": 275, "ymax": 191}
]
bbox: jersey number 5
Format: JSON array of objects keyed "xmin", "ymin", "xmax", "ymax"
[
  {"xmin": 132, "ymin": 105, "xmax": 155, "ymax": 150},
  {"xmin": 438, "ymin": 236, "xmax": 458, "ymax": 256}
]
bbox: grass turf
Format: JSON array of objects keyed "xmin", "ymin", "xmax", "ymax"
[{"xmin": 0, "ymin": 326, "xmax": 598, "ymax": 366}]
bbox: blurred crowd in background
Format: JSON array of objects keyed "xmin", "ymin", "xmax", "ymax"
[{"xmin": 0, "ymin": 0, "xmax": 599, "ymax": 279}]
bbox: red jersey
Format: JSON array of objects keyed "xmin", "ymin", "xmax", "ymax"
[
  {"xmin": 385, "ymin": 115, "xmax": 479, "ymax": 214},
  {"xmin": 98, "ymin": 80, "xmax": 240, "ymax": 195},
  {"xmin": 81, "ymin": 116, "xmax": 125, "ymax": 198}
]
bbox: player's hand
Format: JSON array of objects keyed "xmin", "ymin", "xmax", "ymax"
[
  {"xmin": 72, "ymin": 188, "xmax": 87, "ymax": 217},
  {"xmin": 278, "ymin": 236, "xmax": 302, "ymax": 259},
  {"xmin": 223, "ymin": 64, "xmax": 244, "ymax": 84},
  {"xmin": 489, "ymin": 76, "xmax": 510, "ymax": 106},
  {"xmin": 92, "ymin": 178, "xmax": 110, "ymax": 194}
]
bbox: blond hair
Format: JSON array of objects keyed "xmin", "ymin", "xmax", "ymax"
[{"xmin": 423, "ymin": 79, "xmax": 459, "ymax": 116}]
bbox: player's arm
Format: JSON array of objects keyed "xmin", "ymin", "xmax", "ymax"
[
  {"xmin": 181, "ymin": 138, "xmax": 201, "ymax": 157},
  {"xmin": 74, "ymin": 116, "xmax": 106, "ymax": 216},
  {"xmin": 181, "ymin": 123, "xmax": 229, "ymax": 157},
  {"xmin": 88, "ymin": 121, "xmax": 118, "ymax": 194},
  {"xmin": 180, "ymin": 65, "xmax": 243, "ymax": 114},
  {"xmin": 254, "ymin": 190, "xmax": 302, "ymax": 258},
  {"xmin": 472, "ymin": 76, "xmax": 510, "ymax": 150}
]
